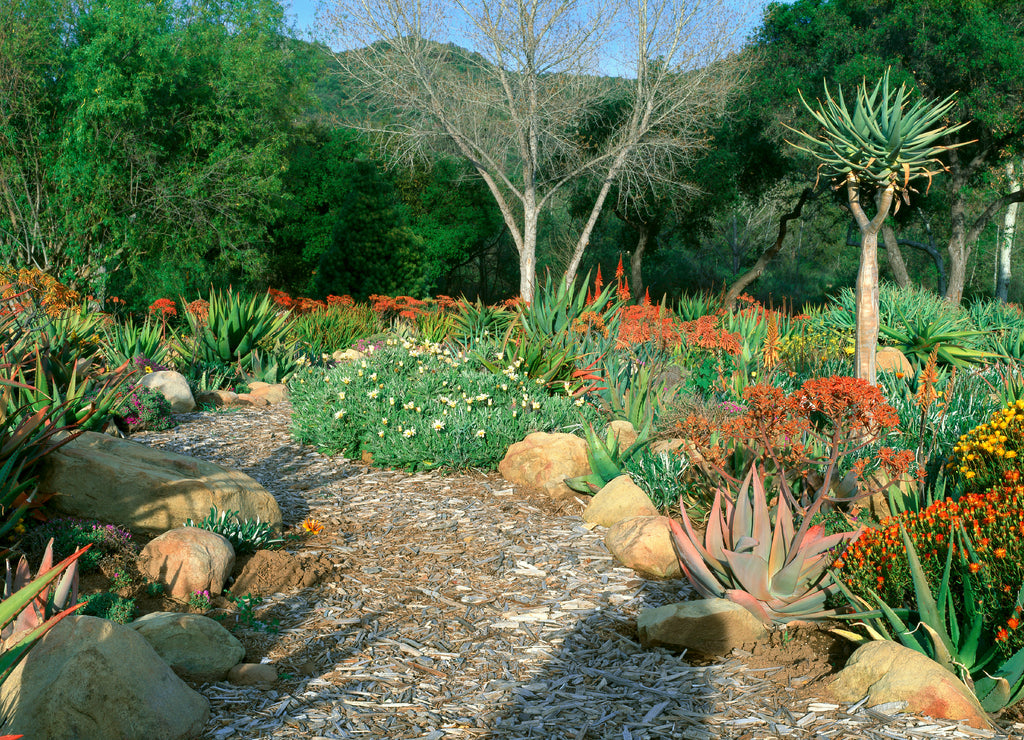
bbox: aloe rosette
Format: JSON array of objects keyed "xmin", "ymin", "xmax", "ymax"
[{"xmin": 669, "ymin": 465, "xmax": 858, "ymax": 626}]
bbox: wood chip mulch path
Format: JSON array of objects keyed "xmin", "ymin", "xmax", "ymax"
[{"xmin": 133, "ymin": 404, "xmax": 1024, "ymax": 739}]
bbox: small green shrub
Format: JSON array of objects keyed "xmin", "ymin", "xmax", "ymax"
[
  {"xmin": 120, "ymin": 385, "xmax": 176, "ymax": 432},
  {"xmin": 287, "ymin": 304, "xmax": 381, "ymax": 355},
  {"xmin": 184, "ymin": 508, "xmax": 282, "ymax": 555},
  {"xmin": 27, "ymin": 518, "xmax": 135, "ymax": 573},
  {"xmin": 81, "ymin": 592, "xmax": 136, "ymax": 623},
  {"xmin": 289, "ymin": 338, "xmax": 599, "ymax": 471}
]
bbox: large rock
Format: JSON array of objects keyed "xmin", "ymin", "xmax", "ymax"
[
  {"xmin": 583, "ymin": 475, "xmax": 659, "ymax": 527},
  {"xmin": 38, "ymin": 431, "xmax": 282, "ymax": 534},
  {"xmin": 140, "ymin": 370, "xmax": 196, "ymax": 413},
  {"xmin": 829, "ymin": 641, "xmax": 991, "ymax": 730},
  {"xmin": 131, "ymin": 612, "xmax": 244, "ymax": 682},
  {"xmin": 876, "ymin": 346, "xmax": 914, "ymax": 376},
  {"xmin": 605, "ymin": 515, "xmax": 682, "ymax": 579},
  {"xmin": 637, "ymin": 598, "xmax": 769, "ymax": 656},
  {"xmin": 247, "ymin": 382, "xmax": 289, "ymax": 404},
  {"xmin": 0, "ymin": 615, "xmax": 210, "ymax": 739},
  {"xmin": 498, "ymin": 432, "xmax": 590, "ymax": 501},
  {"xmin": 608, "ymin": 420, "xmax": 638, "ymax": 453},
  {"xmin": 139, "ymin": 528, "xmax": 235, "ymax": 600}
]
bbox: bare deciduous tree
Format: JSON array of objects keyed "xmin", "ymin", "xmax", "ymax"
[{"xmin": 319, "ymin": 0, "xmax": 754, "ymax": 300}]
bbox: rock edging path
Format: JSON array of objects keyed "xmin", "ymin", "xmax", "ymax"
[{"xmin": 135, "ymin": 404, "xmax": 1022, "ymax": 739}]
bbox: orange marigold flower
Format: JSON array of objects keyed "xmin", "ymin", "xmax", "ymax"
[
  {"xmin": 1009, "ymin": 618, "xmax": 1020, "ymax": 630},
  {"xmin": 301, "ymin": 518, "xmax": 324, "ymax": 535},
  {"xmin": 997, "ymin": 627, "xmax": 1010, "ymax": 642},
  {"xmin": 969, "ymin": 562, "xmax": 982, "ymax": 574}
]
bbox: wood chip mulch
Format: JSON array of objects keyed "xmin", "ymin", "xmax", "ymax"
[{"xmin": 133, "ymin": 404, "xmax": 1024, "ymax": 739}]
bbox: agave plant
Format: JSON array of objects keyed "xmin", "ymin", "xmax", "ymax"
[
  {"xmin": 101, "ymin": 317, "xmax": 170, "ymax": 368},
  {"xmin": 669, "ymin": 465, "xmax": 858, "ymax": 626},
  {"xmin": 184, "ymin": 288, "xmax": 290, "ymax": 366},
  {"xmin": 786, "ymin": 69, "xmax": 969, "ymax": 385},
  {"xmin": 565, "ymin": 420, "xmax": 652, "ymax": 494},
  {"xmin": 0, "ymin": 540, "xmax": 89, "ymax": 683},
  {"xmin": 880, "ymin": 312, "xmax": 996, "ymax": 369}
]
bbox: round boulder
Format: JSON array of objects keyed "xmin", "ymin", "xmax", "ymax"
[
  {"xmin": 498, "ymin": 431, "xmax": 590, "ymax": 501},
  {"xmin": 140, "ymin": 370, "xmax": 196, "ymax": 413},
  {"xmin": 138, "ymin": 527, "xmax": 235, "ymax": 600},
  {"xmin": 130, "ymin": 612, "xmax": 245, "ymax": 682},
  {"xmin": 0, "ymin": 615, "xmax": 209, "ymax": 739}
]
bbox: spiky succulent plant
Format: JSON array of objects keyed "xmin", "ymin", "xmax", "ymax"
[
  {"xmin": 669, "ymin": 465, "xmax": 858, "ymax": 626},
  {"xmin": 786, "ymin": 69, "xmax": 970, "ymax": 203}
]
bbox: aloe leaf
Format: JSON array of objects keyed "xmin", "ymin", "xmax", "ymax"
[
  {"xmin": 723, "ymin": 588, "xmax": 772, "ymax": 625},
  {"xmin": 721, "ymin": 550, "xmax": 772, "ymax": 600},
  {"xmin": 899, "ymin": 525, "xmax": 956, "ymax": 658},
  {"xmin": 668, "ymin": 519, "xmax": 728, "ymax": 598}
]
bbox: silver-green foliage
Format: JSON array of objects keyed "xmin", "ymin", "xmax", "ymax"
[{"xmin": 184, "ymin": 507, "xmax": 282, "ymax": 555}]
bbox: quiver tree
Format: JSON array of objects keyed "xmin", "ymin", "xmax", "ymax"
[{"xmin": 785, "ymin": 70, "xmax": 969, "ymax": 385}]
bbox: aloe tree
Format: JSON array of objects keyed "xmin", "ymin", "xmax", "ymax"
[{"xmin": 786, "ymin": 70, "xmax": 969, "ymax": 385}]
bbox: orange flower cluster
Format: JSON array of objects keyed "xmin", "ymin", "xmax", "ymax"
[
  {"xmin": 616, "ymin": 304, "xmax": 683, "ymax": 348},
  {"xmin": 0, "ymin": 267, "xmax": 81, "ymax": 317},
  {"xmin": 678, "ymin": 314, "xmax": 741, "ymax": 356},
  {"xmin": 369, "ymin": 294, "xmax": 427, "ymax": 321},
  {"xmin": 148, "ymin": 298, "xmax": 177, "ymax": 318},
  {"xmin": 837, "ymin": 475, "xmax": 1024, "ymax": 654},
  {"xmin": 570, "ymin": 310, "xmax": 609, "ymax": 339},
  {"xmin": 185, "ymin": 299, "xmax": 210, "ymax": 324},
  {"xmin": 681, "ymin": 377, "xmax": 900, "ymax": 509},
  {"xmin": 268, "ymin": 289, "xmax": 334, "ymax": 315}
]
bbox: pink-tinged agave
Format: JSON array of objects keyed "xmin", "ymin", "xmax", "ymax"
[{"xmin": 669, "ymin": 465, "xmax": 858, "ymax": 626}]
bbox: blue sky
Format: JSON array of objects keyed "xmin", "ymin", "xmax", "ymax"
[
  {"xmin": 283, "ymin": 0, "xmax": 318, "ymax": 40},
  {"xmin": 285, "ymin": 0, "xmax": 772, "ymax": 55}
]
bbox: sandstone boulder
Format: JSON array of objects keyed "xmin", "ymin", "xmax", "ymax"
[
  {"xmin": 140, "ymin": 370, "xmax": 196, "ymax": 413},
  {"xmin": 650, "ymin": 438, "xmax": 685, "ymax": 455},
  {"xmin": 637, "ymin": 598, "xmax": 769, "ymax": 656},
  {"xmin": 248, "ymin": 383, "xmax": 289, "ymax": 404},
  {"xmin": 605, "ymin": 515, "xmax": 681, "ymax": 578},
  {"xmin": 829, "ymin": 641, "xmax": 991, "ymax": 730},
  {"xmin": 608, "ymin": 420, "xmax": 638, "ymax": 453},
  {"xmin": 498, "ymin": 432, "xmax": 590, "ymax": 501},
  {"xmin": 227, "ymin": 663, "xmax": 278, "ymax": 686},
  {"xmin": 583, "ymin": 475, "xmax": 659, "ymax": 528},
  {"xmin": 876, "ymin": 346, "xmax": 914, "ymax": 376},
  {"xmin": 38, "ymin": 431, "xmax": 282, "ymax": 534},
  {"xmin": 138, "ymin": 528, "xmax": 235, "ymax": 600},
  {"xmin": 332, "ymin": 348, "xmax": 366, "ymax": 363},
  {"xmin": 131, "ymin": 612, "xmax": 244, "ymax": 682},
  {"xmin": 236, "ymin": 392, "xmax": 269, "ymax": 407},
  {"xmin": 195, "ymin": 389, "xmax": 238, "ymax": 407},
  {"xmin": 0, "ymin": 616, "xmax": 209, "ymax": 740}
]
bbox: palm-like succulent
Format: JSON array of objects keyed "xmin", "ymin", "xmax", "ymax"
[
  {"xmin": 669, "ymin": 465, "xmax": 858, "ymax": 626},
  {"xmin": 786, "ymin": 69, "xmax": 970, "ymax": 201}
]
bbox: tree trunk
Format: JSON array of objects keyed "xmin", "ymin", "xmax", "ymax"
[
  {"xmin": 881, "ymin": 221, "xmax": 910, "ymax": 288},
  {"xmin": 848, "ymin": 178, "xmax": 895, "ymax": 386},
  {"xmin": 520, "ymin": 203, "xmax": 538, "ymax": 302},
  {"xmin": 723, "ymin": 188, "xmax": 814, "ymax": 312},
  {"xmin": 997, "ymin": 158, "xmax": 1021, "ymax": 302},
  {"xmin": 630, "ymin": 228, "xmax": 648, "ymax": 301}
]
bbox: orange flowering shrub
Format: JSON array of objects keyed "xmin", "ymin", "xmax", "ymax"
[
  {"xmin": 148, "ymin": 298, "xmax": 177, "ymax": 319},
  {"xmin": 369, "ymin": 294, "xmax": 427, "ymax": 321},
  {"xmin": 681, "ymin": 377, "xmax": 902, "ymax": 512},
  {"xmin": 0, "ymin": 267, "xmax": 81, "ymax": 316},
  {"xmin": 616, "ymin": 303, "xmax": 684, "ymax": 348},
  {"xmin": 836, "ymin": 475, "xmax": 1024, "ymax": 656},
  {"xmin": 185, "ymin": 299, "xmax": 210, "ymax": 324},
  {"xmin": 679, "ymin": 314, "xmax": 741, "ymax": 356}
]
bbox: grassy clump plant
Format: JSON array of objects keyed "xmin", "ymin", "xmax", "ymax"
[
  {"xmin": 184, "ymin": 507, "xmax": 282, "ymax": 554},
  {"xmin": 26, "ymin": 518, "xmax": 135, "ymax": 573},
  {"xmin": 289, "ymin": 338, "xmax": 599, "ymax": 471}
]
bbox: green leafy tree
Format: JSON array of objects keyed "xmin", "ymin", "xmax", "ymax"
[
  {"xmin": 313, "ymin": 160, "xmax": 425, "ymax": 300},
  {"xmin": 0, "ymin": 0, "xmax": 313, "ymax": 303}
]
